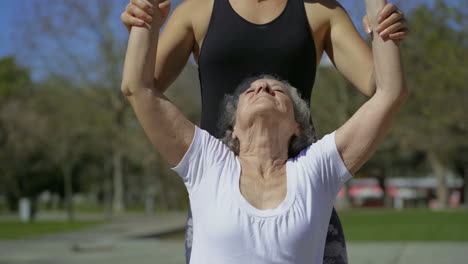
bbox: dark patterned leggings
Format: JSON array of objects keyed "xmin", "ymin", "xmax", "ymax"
[{"xmin": 184, "ymin": 207, "xmax": 348, "ymax": 264}]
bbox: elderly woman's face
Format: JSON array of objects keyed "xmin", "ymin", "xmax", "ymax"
[{"xmin": 235, "ymin": 79, "xmax": 296, "ymax": 128}]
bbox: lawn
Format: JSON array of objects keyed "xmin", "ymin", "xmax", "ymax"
[
  {"xmin": 0, "ymin": 220, "xmax": 104, "ymax": 240},
  {"xmin": 2, "ymin": 209, "xmax": 467, "ymax": 242},
  {"xmin": 339, "ymin": 209, "xmax": 468, "ymax": 241}
]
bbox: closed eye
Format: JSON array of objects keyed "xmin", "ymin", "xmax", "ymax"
[{"xmin": 274, "ymin": 89, "xmax": 285, "ymax": 94}]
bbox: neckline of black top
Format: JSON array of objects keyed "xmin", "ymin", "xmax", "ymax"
[{"xmin": 226, "ymin": 0, "xmax": 291, "ymax": 27}]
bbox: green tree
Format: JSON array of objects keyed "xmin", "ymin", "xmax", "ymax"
[
  {"xmin": 0, "ymin": 57, "xmax": 52, "ymax": 216},
  {"xmin": 394, "ymin": 0, "xmax": 468, "ymax": 207},
  {"xmin": 0, "ymin": 57, "xmax": 31, "ymax": 102}
]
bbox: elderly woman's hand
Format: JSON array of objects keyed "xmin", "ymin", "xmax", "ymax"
[
  {"xmin": 121, "ymin": 0, "xmax": 171, "ymax": 32},
  {"xmin": 362, "ymin": 3, "xmax": 409, "ymax": 42}
]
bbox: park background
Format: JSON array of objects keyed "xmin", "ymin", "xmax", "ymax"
[{"xmin": 0, "ymin": 0, "xmax": 467, "ymax": 263}]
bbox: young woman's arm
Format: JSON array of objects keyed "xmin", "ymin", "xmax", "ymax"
[
  {"xmin": 320, "ymin": 0, "xmax": 408, "ymax": 97},
  {"xmin": 121, "ymin": 0, "xmax": 197, "ymax": 94},
  {"xmin": 335, "ymin": 0, "xmax": 408, "ymax": 174},
  {"xmin": 121, "ymin": 1, "xmax": 195, "ymax": 167}
]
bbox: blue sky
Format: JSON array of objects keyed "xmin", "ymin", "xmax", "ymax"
[
  {"xmin": 0, "ymin": 0, "xmax": 434, "ymax": 57},
  {"xmin": 0, "ymin": 0, "xmax": 456, "ymax": 78},
  {"xmin": 0, "ymin": 2, "xmax": 16, "ymax": 58}
]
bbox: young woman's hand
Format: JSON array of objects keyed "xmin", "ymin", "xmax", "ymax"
[
  {"xmin": 362, "ymin": 3, "xmax": 409, "ymax": 42},
  {"xmin": 121, "ymin": 0, "xmax": 171, "ymax": 32}
]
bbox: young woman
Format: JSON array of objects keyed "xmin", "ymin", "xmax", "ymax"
[{"xmin": 120, "ymin": 0, "xmax": 409, "ymax": 262}]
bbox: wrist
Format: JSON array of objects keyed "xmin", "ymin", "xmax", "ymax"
[{"xmin": 150, "ymin": 1, "xmax": 165, "ymax": 29}]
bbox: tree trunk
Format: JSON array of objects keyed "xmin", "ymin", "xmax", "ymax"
[
  {"xmin": 384, "ymin": 156, "xmax": 393, "ymax": 208},
  {"xmin": 6, "ymin": 193, "xmax": 19, "ymax": 212},
  {"xmin": 64, "ymin": 164, "xmax": 74, "ymax": 222},
  {"xmin": 464, "ymin": 165, "xmax": 468, "ymax": 207},
  {"xmin": 112, "ymin": 150, "xmax": 125, "ymax": 213},
  {"xmin": 104, "ymin": 175, "xmax": 113, "ymax": 220},
  {"xmin": 427, "ymin": 151, "xmax": 448, "ymax": 209},
  {"xmin": 30, "ymin": 197, "xmax": 38, "ymax": 222}
]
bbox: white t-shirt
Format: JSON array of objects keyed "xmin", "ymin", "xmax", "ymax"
[{"xmin": 172, "ymin": 127, "xmax": 352, "ymax": 264}]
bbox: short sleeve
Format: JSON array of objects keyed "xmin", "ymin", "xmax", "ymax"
[
  {"xmin": 171, "ymin": 126, "xmax": 231, "ymax": 193},
  {"xmin": 295, "ymin": 131, "xmax": 352, "ymax": 194}
]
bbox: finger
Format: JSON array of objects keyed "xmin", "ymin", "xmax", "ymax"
[
  {"xmin": 128, "ymin": 3, "xmax": 153, "ymax": 23},
  {"xmin": 158, "ymin": 0, "xmax": 171, "ymax": 10},
  {"xmin": 121, "ymin": 12, "xmax": 131, "ymax": 32},
  {"xmin": 389, "ymin": 30, "xmax": 409, "ymax": 41},
  {"xmin": 377, "ymin": 12, "xmax": 404, "ymax": 33},
  {"xmin": 379, "ymin": 20, "xmax": 406, "ymax": 38},
  {"xmin": 131, "ymin": 0, "xmax": 154, "ymax": 14},
  {"xmin": 377, "ymin": 3, "xmax": 397, "ymax": 23},
  {"xmin": 158, "ymin": 1, "xmax": 172, "ymax": 21},
  {"xmin": 121, "ymin": 12, "xmax": 145, "ymax": 28},
  {"xmin": 362, "ymin": 15, "xmax": 372, "ymax": 34}
]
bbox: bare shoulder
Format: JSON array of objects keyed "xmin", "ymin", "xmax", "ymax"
[
  {"xmin": 169, "ymin": 0, "xmax": 209, "ymax": 21},
  {"xmin": 183, "ymin": 0, "xmax": 214, "ymax": 57},
  {"xmin": 302, "ymin": 0, "xmax": 348, "ymax": 56},
  {"xmin": 303, "ymin": 0, "xmax": 349, "ymax": 23},
  {"xmin": 177, "ymin": 0, "xmax": 213, "ymax": 20}
]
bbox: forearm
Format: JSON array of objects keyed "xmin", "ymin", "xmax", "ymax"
[
  {"xmin": 121, "ymin": 4, "xmax": 160, "ymax": 95},
  {"xmin": 366, "ymin": 0, "xmax": 407, "ymax": 102},
  {"xmin": 326, "ymin": 4, "xmax": 377, "ymax": 98},
  {"xmin": 120, "ymin": 2, "xmax": 195, "ymax": 167},
  {"xmin": 335, "ymin": 0, "xmax": 408, "ymax": 173}
]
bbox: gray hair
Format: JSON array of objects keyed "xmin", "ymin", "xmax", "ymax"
[{"xmin": 218, "ymin": 75, "xmax": 316, "ymax": 158}]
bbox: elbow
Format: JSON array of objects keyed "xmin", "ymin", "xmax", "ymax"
[
  {"xmin": 395, "ymin": 84, "xmax": 409, "ymax": 106},
  {"xmin": 121, "ymin": 75, "xmax": 137, "ymax": 97},
  {"xmin": 377, "ymin": 81, "xmax": 409, "ymax": 107},
  {"xmin": 121, "ymin": 82, "xmax": 133, "ymax": 97},
  {"xmin": 121, "ymin": 79, "xmax": 143, "ymax": 98},
  {"xmin": 121, "ymin": 78, "xmax": 161, "ymax": 99},
  {"xmin": 120, "ymin": 79, "xmax": 149, "ymax": 97},
  {"xmin": 387, "ymin": 87, "xmax": 408, "ymax": 108}
]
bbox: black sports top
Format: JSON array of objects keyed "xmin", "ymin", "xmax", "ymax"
[{"xmin": 198, "ymin": 0, "xmax": 317, "ymax": 137}]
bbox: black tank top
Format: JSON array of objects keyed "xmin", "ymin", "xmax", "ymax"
[{"xmin": 198, "ymin": 0, "xmax": 317, "ymax": 136}]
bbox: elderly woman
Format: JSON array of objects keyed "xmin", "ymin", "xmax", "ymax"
[
  {"xmin": 121, "ymin": 0, "xmax": 407, "ymax": 262},
  {"xmin": 121, "ymin": 0, "xmax": 409, "ymax": 262}
]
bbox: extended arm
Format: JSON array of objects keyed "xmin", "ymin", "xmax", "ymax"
[
  {"xmin": 325, "ymin": 4, "xmax": 375, "ymax": 96},
  {"xmin": 122, "ymin": 0, "xmax": 195, "ymax": 94},
  {"xmin": 335, "ymin": 0, "xmax": 408, "ymax": 174},
  {"xmin": 121, "ymin": 1, "xmax": 195, "ymax": 167},
  {"xmin": 324, "ymin": 0, "xmax": 408, "ymax": 97}
]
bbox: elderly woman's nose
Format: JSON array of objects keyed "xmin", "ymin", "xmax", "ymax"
[{"xmin": 254, "ymin": 82, "xmax": 273, "ymax": 94}]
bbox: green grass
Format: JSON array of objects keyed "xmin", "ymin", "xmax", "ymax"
[
  {"xmin": 0, "ymin": 220, "xmax": 104, "ymax": 240},
  {"xmin": 339, "ymin": 209, "xmax": 468, "ymax": 241},
  {"xmin": 2, "ymin": 209, "xmax": 467, "ymax": 242}
]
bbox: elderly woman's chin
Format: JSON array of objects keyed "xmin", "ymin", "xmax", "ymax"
[
  {"xmin": 247, "ymin": 104, "xmax": 291, "ymax": 121},
  {"xmin": 252, "ymin": 98, "xmax": 291, "ymax": 114}
]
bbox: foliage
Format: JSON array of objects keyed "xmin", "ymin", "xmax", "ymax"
[
  {"xmin": 394, "ymin": 1, "xmax": 468, "ymax": 206},
  {"xmin": 0, "ymin": 57, "xmax": 31, "ymax": 101},
  {"xmin": 313, "ymin": 0, "xmax": 468, "ymax": 206}
]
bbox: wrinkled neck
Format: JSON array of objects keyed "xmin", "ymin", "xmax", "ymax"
[{"xmin": 236, "ymin": 120, "xmax": 291, "ymax": 170}]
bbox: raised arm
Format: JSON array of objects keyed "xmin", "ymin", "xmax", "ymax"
[
  {"xmin": 121, "ymin": 0, "xmax": 195, "ymax": 167},
  {"xmin": 121, "ymin": 0, "xmax": 195, "ymax": 94},
  {"xmin": 335, "ymin": 0, "xmax": 408, "ymax": 174},
  {"xmin": 323, "ymin": 0, "xmax": 408, "ymax": 97}
]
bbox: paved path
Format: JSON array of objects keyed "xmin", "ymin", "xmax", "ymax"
[{"xmin": 1, "ymin": 212, "xmax": 467, "ymax": 264}]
